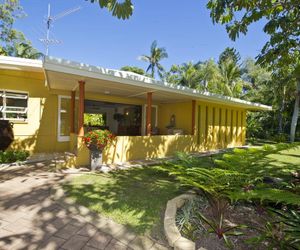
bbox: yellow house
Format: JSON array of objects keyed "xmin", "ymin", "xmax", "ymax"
[{"xmin": 0, "ymin": 56, "xmax": 271, "ymax": 166}]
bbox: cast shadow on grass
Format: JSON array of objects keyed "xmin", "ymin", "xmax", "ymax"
[{"xmin": 63, "ymin": 167, "xmax": 185, "ymax": 239}]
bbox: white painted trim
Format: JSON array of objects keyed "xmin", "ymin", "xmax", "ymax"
[
  {"xmin": 0, "ymin": 56, "xmax": 43, "ymax": 71},
  {"xmin": 142, "ymin": 105, "xmax": 158, "ymax": 135},
  {"xmin": 0, "ymin": 89, "xmax": 29, "ymax": 121},
  {"xmin": 43, "ymin": 56, "xmax": 272, "ymax": 111},
  {"xmin": 57, "ymin": 95, "xmax": 71, "ymax": 142}
]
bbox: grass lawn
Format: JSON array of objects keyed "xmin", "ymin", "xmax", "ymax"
[
  {"xmin": 63, "ymin": 167, "xmax": 185, "ymax": 240},
  {"xmin": 63, "ymin": 144, "xmax": 300, "ymax": 239}
]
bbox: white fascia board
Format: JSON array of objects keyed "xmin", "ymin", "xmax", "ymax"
[
  {"xmin": 43, "ymin": 56, "xmax": 272, "ymax": 111},
  {"xmin": 0, "ymin": 56, "xmax": 43, "ymax": 71}
]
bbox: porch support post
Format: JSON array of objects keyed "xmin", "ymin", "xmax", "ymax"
[
  {"xmin": 146, "ymin": 92, "xmax": 152, "ymax": 136},
  {"xmin": 70, "ymin": 91, "xmax": 75, "ymax": 133},
  {"xmin": 192, "ymin": 100, "xmax": 196, "ymax": 135},
  {"xmin": 78, "ymin": 80, "xmax": 85, "ymax": 136}
]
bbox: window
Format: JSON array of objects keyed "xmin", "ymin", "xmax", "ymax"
[
  {"xmin": 58, "ymin": 96, "xmax": 71, "ymax": 142},
  {"xmin": 0, "ymin": 90, "xmax": 28, "ymax": 121}
]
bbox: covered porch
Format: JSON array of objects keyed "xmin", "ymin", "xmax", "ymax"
[
  {"xmin": 44, "ymin": 58, "xmax": 198, "ymax": 165},
  {"xmin": 44, "ymin": 57, "xmax": 270, "ymax": 165}
]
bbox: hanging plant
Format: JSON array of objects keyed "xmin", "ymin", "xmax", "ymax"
[{"xmin": 82, "ymin": 129, "xmax": 116, "ymax": 151}]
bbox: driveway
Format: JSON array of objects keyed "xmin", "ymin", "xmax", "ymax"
[{"xmin": 0, "ymin": 163, "xmax": 168, "ymax": 250}]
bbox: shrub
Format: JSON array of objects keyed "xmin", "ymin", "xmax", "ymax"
[{"xmin": 0, "ymin": 150, "xmax": 29, "ymax": 163}]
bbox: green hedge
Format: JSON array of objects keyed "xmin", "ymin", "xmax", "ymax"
[{"xmin": 0, "ymin": 151, "xmax": 29, "ymax": 164}]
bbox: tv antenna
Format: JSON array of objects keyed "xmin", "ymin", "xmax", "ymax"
[{"xmin": 40, "ymin": 4, "xmax": 81, "ymax": 56}]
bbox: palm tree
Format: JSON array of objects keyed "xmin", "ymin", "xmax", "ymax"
[
  {"xmin": 218, "ymin": 59, "xmax": 243, "ymax": 97},
  {"xmin": 139, "ymin": 40, "xmax": 168, "ymax": 79},
  {"xmin": 166, "ymin": 62, "xmax": 203, "ymax": 89}
]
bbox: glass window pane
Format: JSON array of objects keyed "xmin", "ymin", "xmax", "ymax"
[
  {"xmin": 60, "ymin": 98, "xmax": 70, "ymax": 137},
  {"xmin": 6, "ymin": 97, "xmax": 27, "ymax": 108}
]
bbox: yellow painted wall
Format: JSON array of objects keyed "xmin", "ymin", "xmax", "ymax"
[
  {"xmin": 196, "ymin": 101, "xmax": 245, "ymax": 150},
  {"xmin": 0, "ymin": 69, "xmax": 70, "ymax": 153},
  {"xmin": 1, "ymin": 69, "xmax": 247, "ymax": 166},
  {"xmin": 158, "ymin": 101, "xmax": 193, "ymax": 135}
]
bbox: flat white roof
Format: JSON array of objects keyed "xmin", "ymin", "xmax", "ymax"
[{"xmin": 0, "ymin": 56, "xmax": 272, "ymax": 110}]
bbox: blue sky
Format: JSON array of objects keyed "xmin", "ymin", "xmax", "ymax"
[{"xmin": 17, "ymin": 0, "xmax": 269, "ymax": 71}]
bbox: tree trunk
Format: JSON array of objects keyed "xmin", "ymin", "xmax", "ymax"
[
  {"xmin": 278, "ymin": 86, "xmax": 286, "ymax": 133},
  {"xmin": 290, "ymin": 80, "xmax": 300, "ymax": 142}
]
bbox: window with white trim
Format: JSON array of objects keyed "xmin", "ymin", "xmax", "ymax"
[{"xmin": 0, "ymin": 90, "xmax": 28, "ymax": 121}]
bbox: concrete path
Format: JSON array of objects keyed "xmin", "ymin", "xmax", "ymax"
[{"xmin": 0, "ymin": 163, "xmax": 168, "ymax": 250}]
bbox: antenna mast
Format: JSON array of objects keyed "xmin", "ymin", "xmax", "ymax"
[{"xmin": 40, "ymin": 3, "xmax": 81, "ymax": 56}]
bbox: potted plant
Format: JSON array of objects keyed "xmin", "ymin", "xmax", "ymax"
[{"xmin": 82, "ymin": 129, "xmax": 116, "ymax": 171}]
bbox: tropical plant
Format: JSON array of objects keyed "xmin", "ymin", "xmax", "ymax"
[
  {"xmin": 206, "ymin": 0, "xmax": 300, "ymax": 141},
  {"xmin": 82, "ymin": 129, "xmax": 115, "ymax": 150},
  {"xmin": 218, "ymin": 58, "xmax": 244, "ymax": 98},
  {"xmin": 139, "ymin": 40, "xmax": 168, "ymax": 79},
  {"xmin": 197, "ymin": 195, "xmax": 245, "ymax": 248},
  {"xmin": 270, "ymin": 208, "xmax": 300, "ymax": 249},
  {"xmin": 88, "ymin": 0, "xmax": 133, "ymax": 19},
  {"xmin": 247, "ymin": 221, "xmax": 294, "ymax": 250},
  {"xmin": 176, "ymin": 197, "xmax": 206, "ymax": 241},
  {"xmin": 165, "ymin": 61, "xmax": 203, "ymax": 89}
]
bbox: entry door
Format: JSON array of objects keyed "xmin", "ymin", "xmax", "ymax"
[{"xmin": 142, "ymin": 105, "xmax": 158, "ymax": 135}]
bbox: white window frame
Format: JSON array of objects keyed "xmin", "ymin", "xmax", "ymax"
[
  {"xmin": 142, "ymin": 105, "xmax": 158, "ymax": 135},
  {"xmin": 57, "ymin": 95, "xmax": 71, "ymax": 142},
  {"xmin": 0, "ymin": 89, "xmax": 28, "ymax": 121}
]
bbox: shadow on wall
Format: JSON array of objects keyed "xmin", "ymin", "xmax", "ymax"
[
  {"xmin": 9, "ymin": 95, "xmax": 65, "ymax": 153},
  {"xmin": 103, "ymin": 135, "xmax": 199, "ymax": 164}
]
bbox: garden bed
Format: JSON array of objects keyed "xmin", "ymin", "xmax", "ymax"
[
  {"xmin": 176, "ymin": 196, "xmax": 272, "ymax": 250},
  {"xmin": 161, "ymin": 143, "xmax": 300, "ymax": 250}
]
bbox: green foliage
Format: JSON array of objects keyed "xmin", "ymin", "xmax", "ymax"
[
  {"xmin": 164, "ymin": 61, "xmax": 203, "ymax": 89},
  {"xmin": 120, "ymin": 66, "xmax": 147, "ymax": 76},
  {"xmin": 270, "ymin": 208, "xmax": 300, "ymax": 248},
  {"xmin": 218, "ymin": 47, "xmax": 241, "ymax": 66},
  {"xmin": 0, "ymin": 150, "xmax": 29, "ymax": 163},
  {"xmin": 176, "ymin": 197, "xmax": 206, "ymax": 241},
  {"xmin": 88, "ymin": 0, "xmax": 133, "ymax": 19},
  {"xmin": 84, "ymin": 113, "xmax": 105, "ymax": 126},
  {"xmin": 161, "ymin": 143, "xmax": 300, "ymax": 206},
  {"xmin": 197, "ymin": 196, "xmax": 245, "ymax": 249},
  {"xmin": 0, "ymin": 0, "xmax": 41, "ymax": 58},
  {"xmin": 139, "ymin": 40, "xmax": 168, "ymax": 79},
  {"xmin": 247, "ymin": 221, "xmax": 295, "ymax": 250}
]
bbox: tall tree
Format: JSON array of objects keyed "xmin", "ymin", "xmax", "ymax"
[
  {"xmin": 218, "ymin": 58, "xmax": 243, "ymax": 98},
  {"xmin": 218, "ymin": 47, "xmax": 241, "ymax": 66},
  {"xmin": 165, "ymin": 62, "xmax": 203, "ymax": 89},
  {"xmin": 139, "ymin": 40, "xmax": 168, "ymax": 79},
  {"xmin": 0, "ymin": 0, "xmax": 41, "ymax": 59},
  {"xmin": 207, "ymin": 0, "xmax": 300, "ymax": 141}
]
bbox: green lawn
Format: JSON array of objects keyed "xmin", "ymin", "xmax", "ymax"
[
  {"xmin": 63, "ymin": 144, "xmax": 300, "ymax": 239},
  {"xmin": 63, "ymin": 167, "xmax": 184, "ymax": 239}
]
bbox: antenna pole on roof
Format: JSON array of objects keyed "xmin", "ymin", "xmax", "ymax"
[
  {"xmin": 46, "ymin": 3, "xmax": 51, "ymax": 56},
  {"xmin": 40, "ymin": 3, "xmax": 81, "ymax": 56}
]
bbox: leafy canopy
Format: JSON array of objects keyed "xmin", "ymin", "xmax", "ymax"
[
  {"xmin": 0, "ymin": 0, "xmax": 41, "ymax": 58},
  {"xmin": 88, "ymin": 0, "xmax": 133, "ymax": 19},
  {"xmin": 206, "ymin": 0, "xmax": 300, "ymax": 68}
]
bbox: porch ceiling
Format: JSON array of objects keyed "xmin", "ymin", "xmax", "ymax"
[
  {"xmin": 43, "ymin": 56, "xmax": 272, "ymax": 110},
  {"xmin": 46, "ymin": 70, "xmax": 193, "ymax": 103}
]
